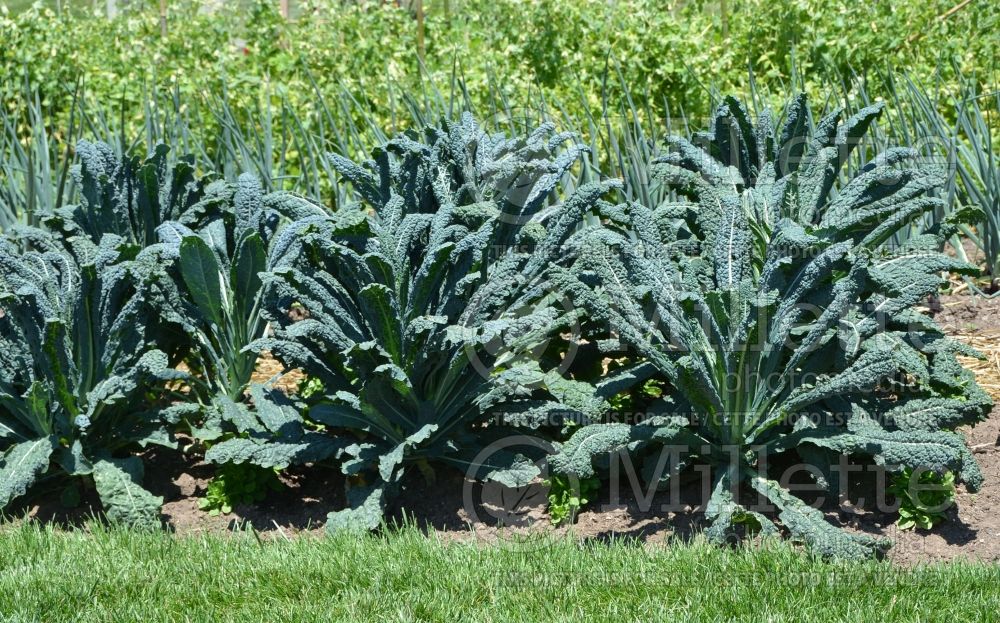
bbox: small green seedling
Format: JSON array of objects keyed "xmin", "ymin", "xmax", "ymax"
[
  {"xmin": 199, "ymin": 463, "xmax": 284, "ymax": 516},
  {"xmin": 889, "ymin": 468, "xmax": 956, "ymax": 531},
  {"xmin": 546, "ymin": 473, "xmax": 601, "ymax": 526}
]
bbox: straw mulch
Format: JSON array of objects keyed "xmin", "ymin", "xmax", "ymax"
[
  {"xmin": 253, "ymin": 355, "xmax": 305, "ymax": 396},
  {"xmin": 952, "ymin": 331, "xmax": 1000, "ymax": 402}
]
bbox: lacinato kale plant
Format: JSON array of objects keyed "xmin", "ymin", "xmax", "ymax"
[
  {"xmin": 43, "ymin": 141, "xmax": 229, "ymax": 249},
  {"xmin": 225, "ymin": 114, "xmax": 619, "ymax": 530},
  {"xmin": 0, "ymin": 231, "xmax": 184, "ymax": 526},
  {"xmin": 143, "ymin": 173, "xmax": 281, "ymax": 437},
  {"xmin": 549, "ymin": 95, "xmax": 992, "ymax": 559}
]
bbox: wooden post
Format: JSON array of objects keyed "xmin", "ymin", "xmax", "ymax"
[
  {"xmin": 280, "ymin": 0, "xmax": 289, "ymax": 19},
  {"xmin": 720, "ymin": 0, "xmax": 729, "ymax": 39},
  {"xmin": 415, "ymin": 0, "xmax": 425, "ymax": 61},
  {"xmin": 106, "ymin": 0, "xmax": 117, "ymax": 19},
  {"xmin": 159, "ymin": 0, "xmax": 167, "ymax": 37}
]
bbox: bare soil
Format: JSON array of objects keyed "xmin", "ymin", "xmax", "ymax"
[
  {"xmin": 9, "ymin": 295, "xmax": 1000, "ymax": 565},
  {"xmin": 934, "ymin": 294, "xmax": 1000, "ymax": 335}
]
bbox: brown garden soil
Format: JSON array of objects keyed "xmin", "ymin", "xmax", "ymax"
[{"xmin": 8, "ymin": 294, "xmax": 1000, "ymax": 566}]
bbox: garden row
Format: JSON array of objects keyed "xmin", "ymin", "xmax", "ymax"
[
  {"xmin": 5, "ymin": 69, "xmax": 999, "ymax": 297},
  {"xmin": 0, "ymin": 94, "xmax": 993, "ymax": 560}
]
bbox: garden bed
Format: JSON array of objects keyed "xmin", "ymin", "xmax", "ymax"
[{"xmin": 9, "ymin": 295, "xmax": 1000, "ymax": 566}]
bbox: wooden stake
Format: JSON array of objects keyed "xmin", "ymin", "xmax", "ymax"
[
  {"xmin": 720, "ymin": 0, "xmax": 729, "ymax": 39},
  {"xmin": 904, "ymin": 0, "xmax": 974, "ymax": 46},
  {"xmin": 415, "ymin": 0, "xmax": 425, "ymax": 61},
  {"xmin": 159, "ymin": 0, "xmax": 167, "ymax": 37}
]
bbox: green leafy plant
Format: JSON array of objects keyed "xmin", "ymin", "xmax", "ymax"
[
  {"xmin": 0, "ymin": 232, "xmax": 184, "ymax": 526},
  {"xmin": 549, "ymin": 95, "xmax": 992, "ymax": 559},
  {"xmin": 146, "ymin": 173, "xmax": 277, "ymax": 430},
  {"xmin": 241, "ymin": 114, "xmax": 618, "ymax": 531},
  {"xmin": 42, "ymin": 140, "xmax": 225, "ymax": 250},
  {"xmin": 951, "ymin": 83, "xmax": 1000, "ymax": 293},
  {"xmin": 0, "ymin": 86, "xmax": 76, "ymax": 230},
  {"xmin": 6, "ymin": 0, "xmax": 998, "ymax": 153},
  {"xmin": 889, "ymin": 467, "xmax": 956, "ymax": 530},
  {"xmin": 198, "ymin": 462, "xmax": 283, "ymax": 516},
  {"xmin": 298, "ymin": 377, "xmax": 324, "ymax": 400},
  {"xmin": 546, "ymin": 473, "xmax": 600, "ymax": 526}
]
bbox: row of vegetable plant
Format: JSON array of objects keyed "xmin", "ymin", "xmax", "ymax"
[
  {"xmin": 5, "ymin": 67, "xmax": 999, "ymax": 297},
  {"xmin": 0, "ymin": 94, "xmax": 992, "ymax": 559}
]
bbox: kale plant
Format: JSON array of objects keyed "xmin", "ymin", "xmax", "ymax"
[
  {"xmin": 549, "ymin": 95, "xmax": 991, "ymax": 558},
  {"xmin": 43, "ymin": 141, "xmax": 230, "ymax": 249},
  {"xmin": 227, "ymin": 115, "xmax": 619, "ymax": 531},
  {"xmin": 134, "ymin": 172, "xmax": 337, "ymax": 491},
  {"xmin": 144, "ymin": 174, "xmax": 280, "ymax": 435},
  {"xmin": 0, "ymin": 232, "xmax": 184, "ymax": 526}
]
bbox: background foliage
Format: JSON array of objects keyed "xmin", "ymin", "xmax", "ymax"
[{"xmin": 2, "ymin": 0, "xmax": 997, "ymax": 139}]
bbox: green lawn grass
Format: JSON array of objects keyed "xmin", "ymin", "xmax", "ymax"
[{"xmin": 0, "ymin": 523, "xmax": 998, "ymax": 622}]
